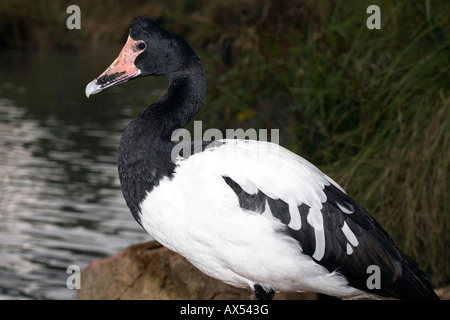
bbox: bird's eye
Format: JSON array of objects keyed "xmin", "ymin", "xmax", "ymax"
[{"xmin": 137, "ymin": 42, "xmax": 146, "ymax": 50}]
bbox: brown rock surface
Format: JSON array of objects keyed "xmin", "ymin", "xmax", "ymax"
[
  {"xmin": 77, "ymin": 240, "xmax": 314, "ymax": 300},
  {"xmin": 78, "ymin": 240, "xmax": 448, "ymax": 300},
  {"xmin": 435, "ymin": 285, "xmax": 450, "ymax": 300}
]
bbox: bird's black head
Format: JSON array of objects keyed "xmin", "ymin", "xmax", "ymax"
[{"xmin": 86, "ymin": 17, "xmax": 199, "ymax": 97}]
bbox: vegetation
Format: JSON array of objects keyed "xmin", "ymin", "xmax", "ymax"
[{"xmin": 1, "ymin": 0, "xmax": 449, "ymax": 286}]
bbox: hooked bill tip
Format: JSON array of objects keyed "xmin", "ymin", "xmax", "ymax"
[{"xmin": 85, "ymin": 80, "xmax": 102, "ymax": 98}]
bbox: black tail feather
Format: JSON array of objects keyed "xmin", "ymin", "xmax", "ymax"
[{"xmin": 386, "ymin": 254, "xmax": 439, "ymax": 300}]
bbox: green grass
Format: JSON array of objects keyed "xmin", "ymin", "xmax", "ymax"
[
  {"xmin": 198, "ymin": 0, "xmax": 450, "ymax": 285},
  {"xmin": 1, "ymin": 0, "xmax": 449, "ymax": 286},
  {"xmin": 202, "ymin": 0, "xmax": 450, "ymax": 285}
]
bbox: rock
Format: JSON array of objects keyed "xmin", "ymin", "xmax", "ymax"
[
  {"xmin": 77, "ymin": 240, "xmax": 314, "ymax": 300},
  {"xmin": 435, "ymin": 285, "xmax": 450, "ymax": 300}
]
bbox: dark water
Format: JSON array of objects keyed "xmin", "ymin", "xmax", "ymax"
[{"xmin": 0, "ymin": 48, "xmax": 166, "ymax": 299}]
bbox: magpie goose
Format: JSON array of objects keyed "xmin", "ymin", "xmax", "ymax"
[{"xmin": 85, "ymin": 17, "xmax": 439, "ymax": 300}]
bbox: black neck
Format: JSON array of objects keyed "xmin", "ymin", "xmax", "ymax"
[
  {"xmin": 160, "ymin": 67, "xmax": 206, "ymax": 140},
  {"xmin": 117, "ymin": 61, "xmax": 206, "ymax": 225}
]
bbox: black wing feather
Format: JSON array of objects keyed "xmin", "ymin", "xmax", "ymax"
[{"xmin": 223, "ymin": 176, "xmax": 438, "ymax": 299}]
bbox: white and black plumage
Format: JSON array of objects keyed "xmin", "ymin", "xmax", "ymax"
[{"xmin": 85, "ymin": 17, "xmax": 439, "ymax": 300}]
